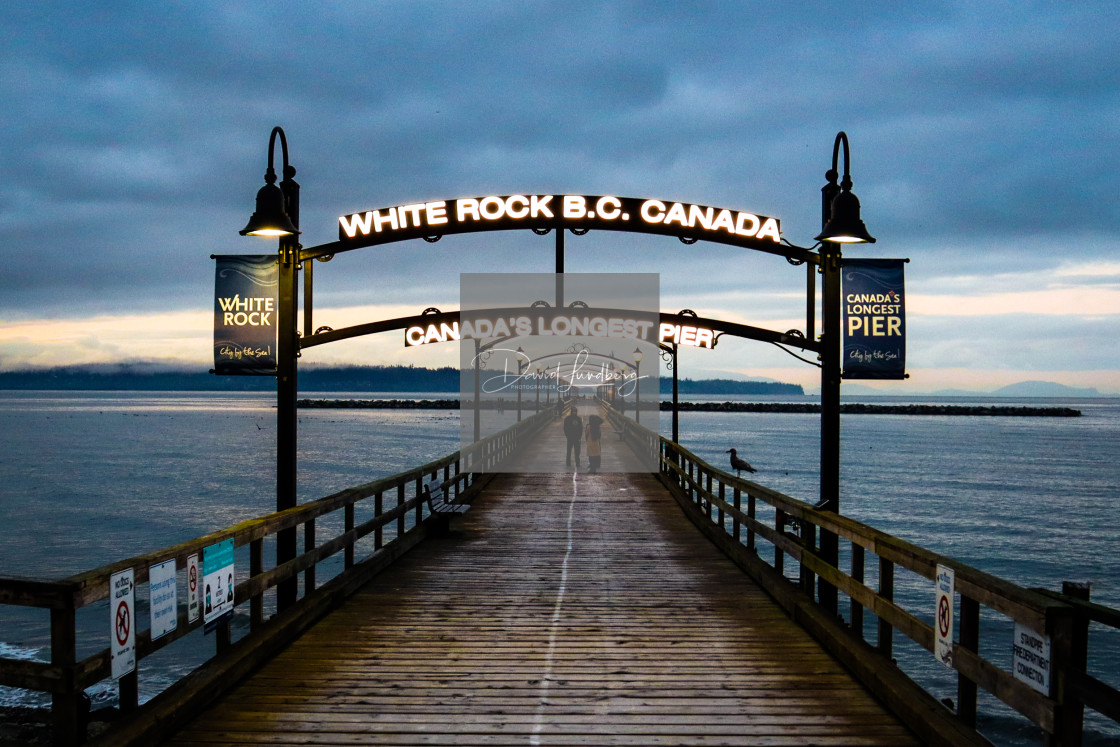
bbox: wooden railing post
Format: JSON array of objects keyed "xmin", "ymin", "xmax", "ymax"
[
  {"xmin": 250, "ymin": 538, "xmax": 264, "ymax": 628},
  {"xmin": 706, "ymin": 471, "xmax": 714, "ymax": 521},
  {"xmin": 374, "ymin": 490, "xmax": 384, "ymax": 549},
  {"xmin": 50, "ymin": 602, "xmax": 81, "ymax": 747},
  {"xmin": 1049, "ymin": 581, "xmax": 1090, "ymax": 747},
  {"xmin": 1047, "ymin": 606, "xmax": 1075, "ymax": 747},
  {"xmin": 850, "ymin": 544, "xmax": 865, "ymax": 641},
  {"xmin": 216, "ymin": 617, "xmax": 231, "ymax": 654},
  {"xmin": 958, "ymin": 595, "xmax": 979, "ymax": 728},
  {"xmin": 304, "ymin": 518, "xmax": 316, "ymax": 593},
  {"xmin": 119, "ymin": 668, "xmax": 139, "ymax": 713},
  {"xmin": 800, "ymin": 524, "xmax": 816, "ymax": 597},
  {"xmin": 732, "ymin": 486, "xmax": 741, "ymax": 542},
  {"xmin": 746, "ymin": 491, "xmax": 755, "ymax": 552},
  {"xmin": 774, "ymin": 513, "xmax": 784, "ymax": 577},
  {"xmin": 878, "ymin": 557, "xmax": 894, "ymax": 659},
  {"xmin": 344, "ymin": 503, "xmax": 355, "ymax": 569},
  {"xmin": 396, "ymin": 483, "xmax": 406, "ymax": 539}
]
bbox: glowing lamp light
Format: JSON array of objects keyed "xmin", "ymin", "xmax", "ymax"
[
  {"xmin": 240, "ymin": 126, "xmax": 301, "ymax": 237},
  {"xmin": 814, "ymin": 131, "xmax": 875, "ymax": 245},
  {"xmin": 816, "ymin": 189, "xmax": 875, "ymax": 244},
  {"xmin": 240, "ymin": 181, "xmax": 299, "ymax": 236}
]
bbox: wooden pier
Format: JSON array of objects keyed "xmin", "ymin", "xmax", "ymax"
[{"xmin": 165, "ymin": 414, "xmax": 918, "ymax": 745}]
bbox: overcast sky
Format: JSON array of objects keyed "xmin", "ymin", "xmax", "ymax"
[{"xmin": 1, "ymin": 1, "xmax": 1117, "ymax": 393}]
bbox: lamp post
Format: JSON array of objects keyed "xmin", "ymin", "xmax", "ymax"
[
  {"xmin": 472, "ymin": 339, "xmax": 482, "ymax": 443},
  {"xmin": 632, "ymin": 347, "xmax": 643, "ymax": 424},
  {"xmin": 515, "ymin": 346, "xmax": 525, "ymax": 422},
  {"xmin": 536, "ymin": 364, "xmax": 542, "ymax": 412},
  {"xmin": 240, "ymin": 126, "xmax": 301, "ymax": 612},
  {"xmin": 669, "ymin": 343, "xmax": 679, "ymax": 444},
  {"xmin": 814, "ymin": 131, "xmax": 875, "ymax": 615}
]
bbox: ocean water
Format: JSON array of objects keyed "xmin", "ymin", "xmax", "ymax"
[{"xmin": 0, "ymin": 390, "xmax": 1117, "ymax": 745}]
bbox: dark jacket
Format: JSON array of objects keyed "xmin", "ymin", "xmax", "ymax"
[{"xmin": 563, "ymin": 413, "xmax": 583, "ymax": 442}]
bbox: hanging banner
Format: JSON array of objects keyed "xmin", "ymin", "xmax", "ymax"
[
  {"xmin": 841, "ymin": 258, "xmax": 906, "ymax": 379},
  {"xmin": 213, "ymin": 255, "xmax": 279, "ymax": 375}
]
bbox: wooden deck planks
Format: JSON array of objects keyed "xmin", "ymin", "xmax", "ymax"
[{"xmin": 167, "ymin": 412, "xmax": 919, "ymax": 746}]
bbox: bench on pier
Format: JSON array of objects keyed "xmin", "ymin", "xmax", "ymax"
[{"xmin": 425, "ymin": 478, "xmax": 469, "ymax": 532}]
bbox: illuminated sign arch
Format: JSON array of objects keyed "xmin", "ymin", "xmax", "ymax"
[
  {"xmin": 301, "ymin": 194, "xmax": 815, "ymax": 264},
  {"xmin": 301, "ymin": 307, "xmax": 817, "ymax": 355}
]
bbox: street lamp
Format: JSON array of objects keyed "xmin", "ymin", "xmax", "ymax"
[
  {"xmin": 239, "ymin": 129, "xmax": 300, "ymax": 238},
  {"xmin": 515, "ymin": 346, "xmax": 525, "ymax": 422},
  {"xmin": 536, "ymin": 364, "xmax": 542, "ymax": 412},
  {"xmin": 815, "ymin": 131, "xmax": 875, "ymax": 245},
  {"xmin": 241, "ymin": 126, "xmax": 300, "ymax": 612},
  {"xmin": 632, "ymin": 346, "xmax": 643, "ymax": 424},
  {"xmin": 815, "ymin": 131, "xmax": 874, "ymax": 615}
]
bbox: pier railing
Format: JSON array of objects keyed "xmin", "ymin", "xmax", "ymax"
[
  {"xmin": 0, "ymin": 402, "xmax": 562, "ymax": 746},
  {"xmin": 654, "ymin": 432, "xmax": 1120, "ymax": 747}
]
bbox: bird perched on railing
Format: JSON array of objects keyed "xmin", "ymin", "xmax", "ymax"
[{"xmin": 725, "ymin": 448, "xmax": 756, "ymax": 477}]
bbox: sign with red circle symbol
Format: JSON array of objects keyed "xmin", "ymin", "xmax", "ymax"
[
  {"xmin": 934, "ymin": 564, "xmax": 955, "ymax": 667},
  {"xmin": 938, "ymin": 596, "xmax": 951, "ymax": 637},
  {"xmin": 110, "ymin": 568, "xmax": 136, "ymax": 678},
  {"xmin": 187, "ymin": 553, "xmax": 201, "ymax": 623},
  {"xmin": 115, "ymin": 601, "xmax": 131, "ymax": 646}
]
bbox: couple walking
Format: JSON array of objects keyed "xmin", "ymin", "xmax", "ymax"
[{"xmin": 563, "ymin": 408, "xmax": 602, "ymax": 473}]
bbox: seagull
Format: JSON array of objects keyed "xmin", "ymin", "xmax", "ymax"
[{"xmin": 726, "ymin": 448, "xmax": 756, "ymax": 477}]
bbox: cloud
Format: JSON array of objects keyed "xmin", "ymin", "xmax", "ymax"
[{"xmin": 0, "ymin": 2, "xmax": 1118, "ymax": 390}]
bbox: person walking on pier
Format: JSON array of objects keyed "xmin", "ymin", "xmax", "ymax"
[
  {"xmin": 563, "ymin": 409, "xmax": 583, "ymax": 468},
  {"xmin": 586, "ymin": 415, "xmax": 603, "ymax": 474}
]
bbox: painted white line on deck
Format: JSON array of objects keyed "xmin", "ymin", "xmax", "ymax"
[{"xmin": 529, "ymin": 468, "xmax": 578, "ymax": 745}]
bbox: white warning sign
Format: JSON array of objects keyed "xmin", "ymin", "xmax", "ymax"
[
  {"xmin": 935, "ymin": 564, "xmax": 954, "ymax": 668},
  {"xmin": 187, "ymin": 553, "xmax": 200, "ymax": 623},
  {"xmin": 1012, "ymin": 622, "xmax": 1051, "ymax": 695},
  {"xmin": 110, "ymin": 568, "xmax": 135, "ymax": 679},
  {"xmin": 148, "ymin": 559, "xmax": 178, "ymax": 641}
]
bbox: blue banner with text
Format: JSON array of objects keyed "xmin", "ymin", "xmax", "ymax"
[
  {"xmin": 213, "ymin": 255, "xmax": 278, "ymax": 375},
  {"xmin": 841, "ymin": 258, "xmax": 906, "ymax": 380}
]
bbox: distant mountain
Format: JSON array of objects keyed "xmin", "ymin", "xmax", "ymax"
[
  {"xmin": 0, "ymin": 365, "xmax": 459, "ymax": 392},
  {"xmin": 0, "ymin": 365, "xmax": 804, "ymax": 395},
  {"xmin": 991, "ymin": 381, "xmax": 1103, "ymax": 398},
  {"xmin": 930, "ymin": 381, "xmax": 1109, "ymax": 398},
  {"xmin": 928, "ymin": 388, "xmax": 985, "ymax": 397},
  {"xmin": 660, "ymin": 377, "xmax": 803, "ymax": 396}
]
